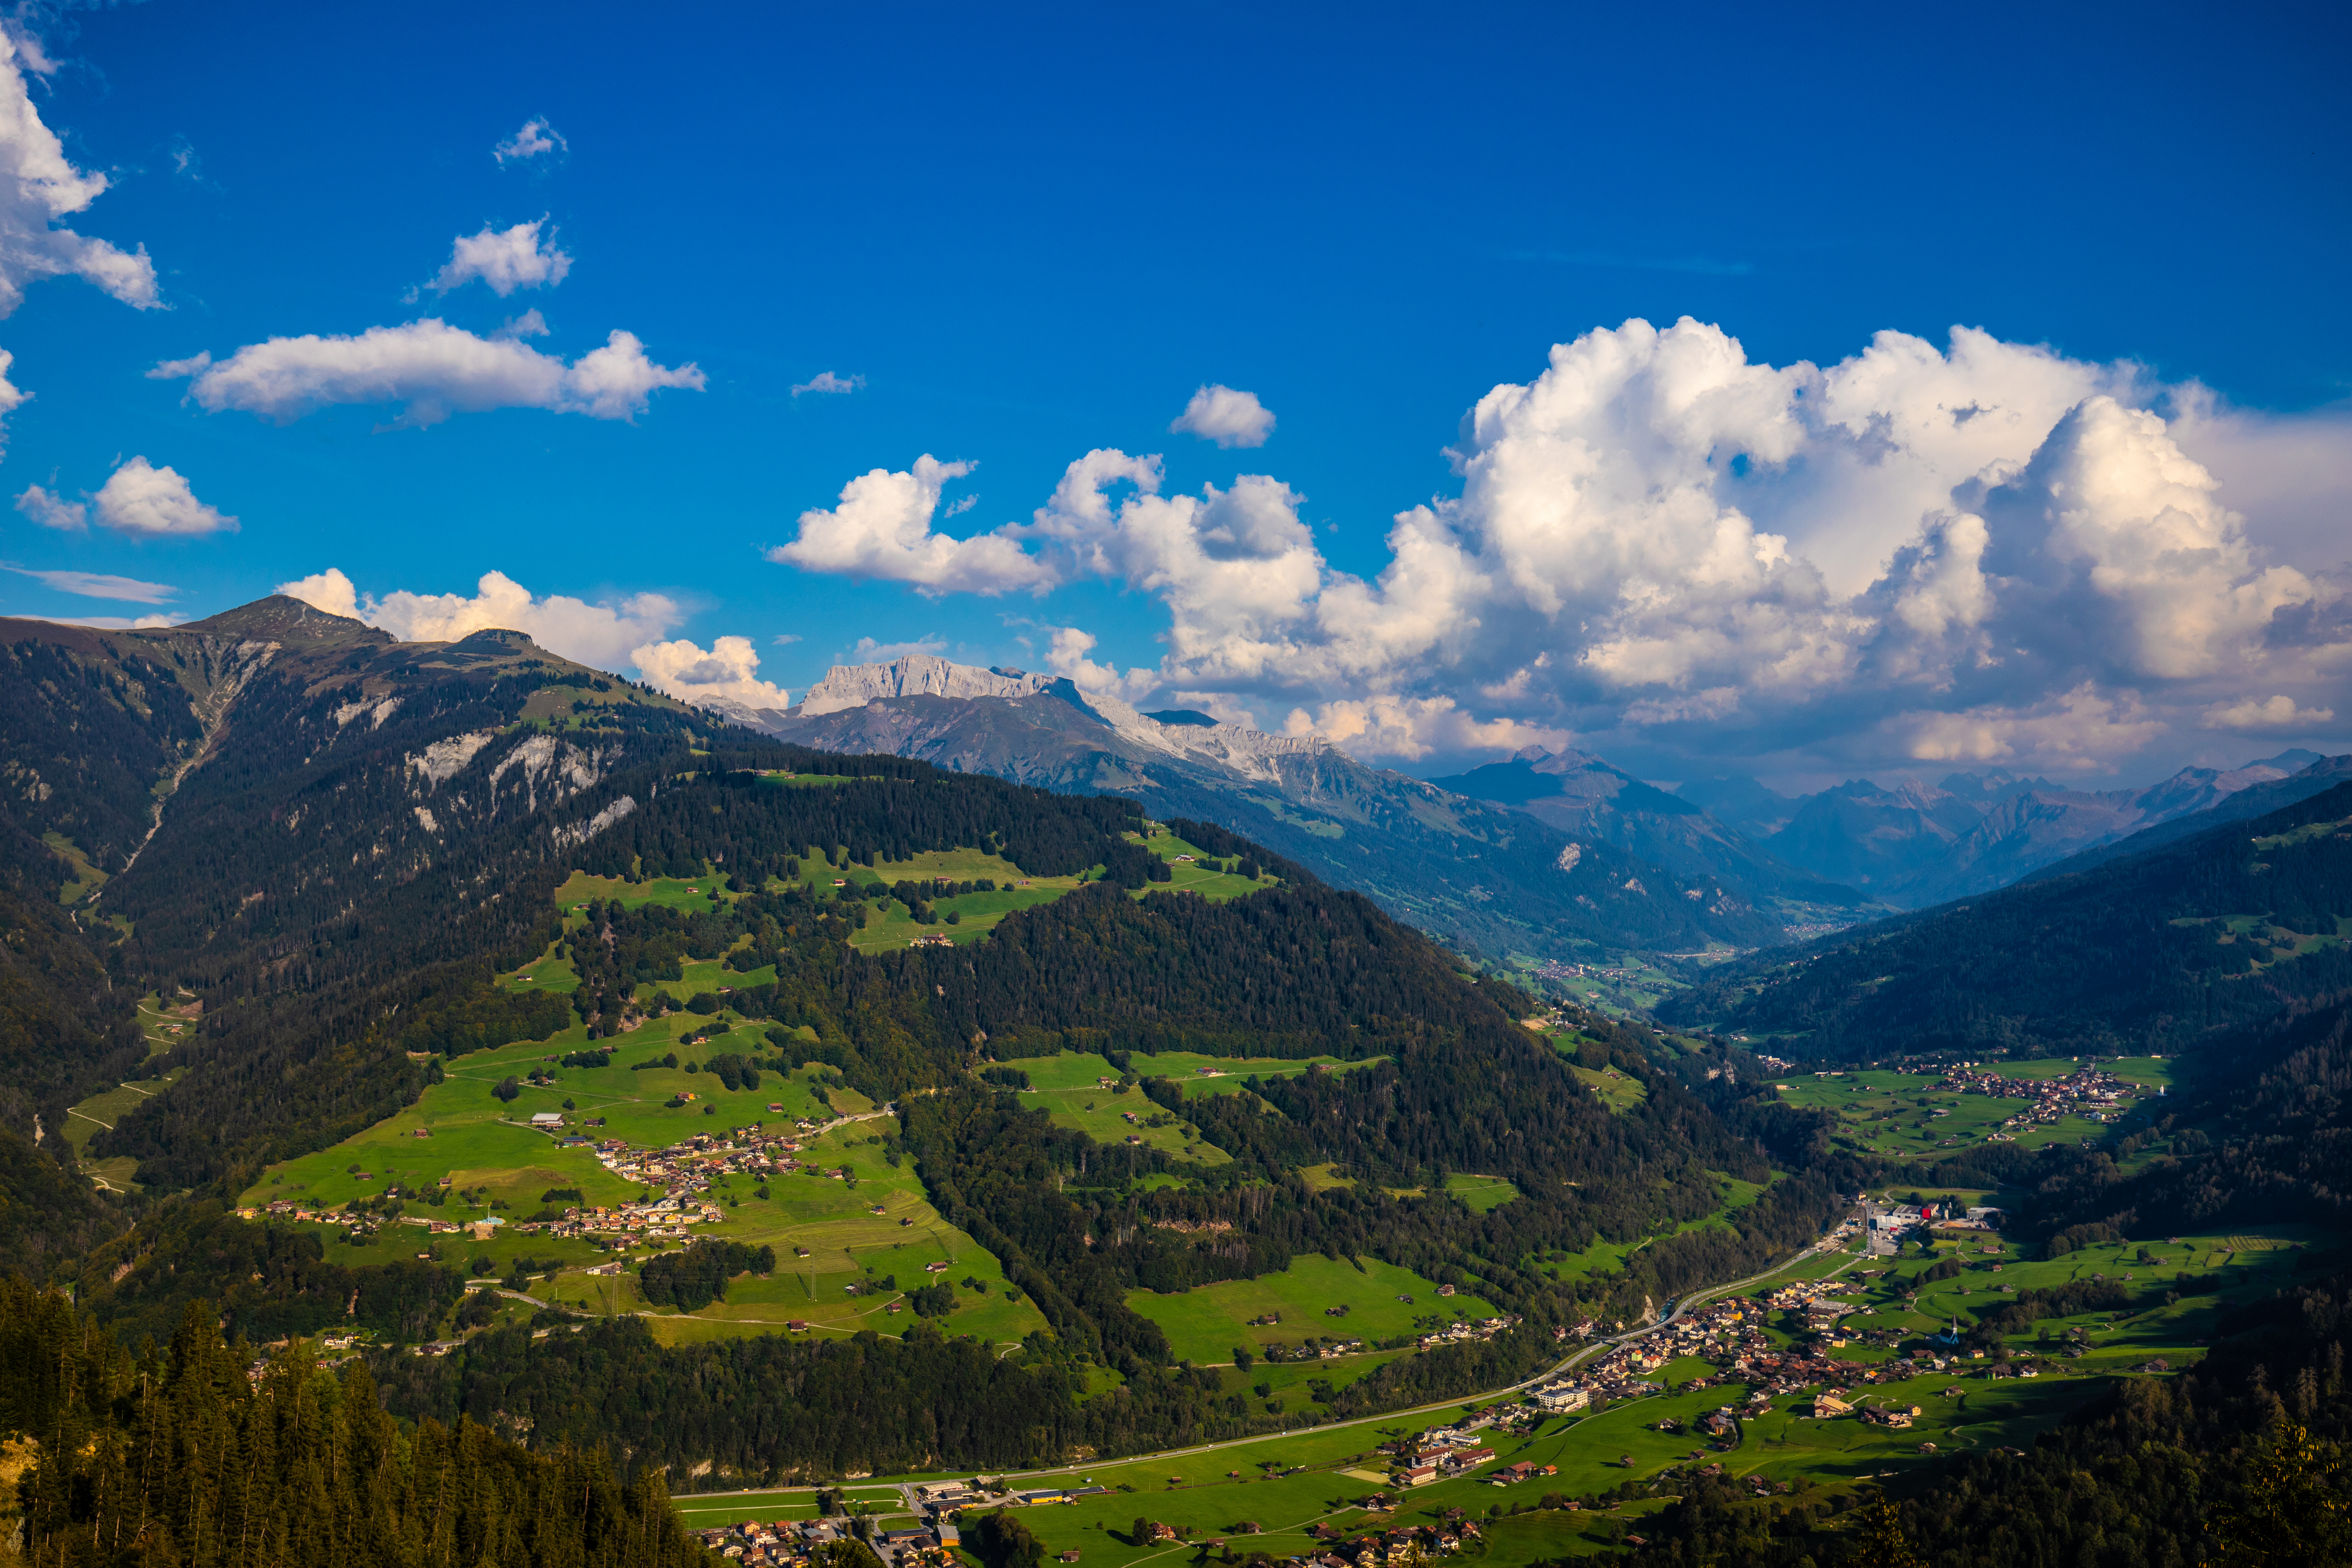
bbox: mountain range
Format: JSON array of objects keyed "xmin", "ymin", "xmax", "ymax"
[
  {"xmin": 716, "ymin": 655, "xmax": 1811, "ymax": 963},
  {"xmin": 711, "ymin": 652, "xmax": 2349, "ymax": 958},
  {"xmin": 1670, "ymin": 750, "xmax": 2330, "ymax": 906}
]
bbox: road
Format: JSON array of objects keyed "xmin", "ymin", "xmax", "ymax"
[{"xmin": 680, "ymin": 1206, "xmax": 1867, "ymax": 1506}]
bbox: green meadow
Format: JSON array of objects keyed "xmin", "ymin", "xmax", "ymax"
[
  {"xmin": 1768, "ymin": 1059, "xmax": 2175, "ymax": 1161},
  {"xmin": 62, "ymin": 994, "xmax": 188, "ymax": 1193},
  {"xmin": 1128, "ymin": 1254, "xmax": 1498, "ymax": 1365},
  {"xmin": 661, "ymin": 1225, "xmax": 2317, "ymax": 1559},
  {"xmin": 238, "ymin": 993, "xmax": 1050, "ymax": 1348}
]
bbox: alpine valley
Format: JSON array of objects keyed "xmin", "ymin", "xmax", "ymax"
[{"xmin": 4, "ymin": 599, "xmax": 2351, "ymax": 1568}]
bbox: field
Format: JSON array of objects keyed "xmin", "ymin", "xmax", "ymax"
[
  {"xmin": 1568, "ymin": 1063, "xmax": 1647, "ymax": 1115},
  {"xmin": 1444, "ymin": 1174, "xmax": 1521, "ymax": 1213},
  {"xmin": 237, "ymin": 993, "xmax": 1051, "ymax": 1348},
  {"xmin": 994, "ymin": 1048, "xmax": 1395, "ymax": 1167},
  {"xmin": 1769, "ymin": 1058, "xmax": 2177, "ymax": 1161},
  {"xmin": 43, "ymin": 830, "xmax": 109, "ymax": 905},
  {"xmin": 1129, "ymin": 1254, "xmax": 1501, "ymax": 1366},
  {"xmin": 62, "ymin": 994, "xmax": 189, "ymax": 1193},
  {"xmin": 665, "ymin": 1221, "xmax": 2314, "ymax": 1566}
]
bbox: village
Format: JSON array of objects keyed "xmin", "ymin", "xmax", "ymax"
[{"xmin": 1931, "ymin": 1061, "xmax": 2147, "ymax": 1135}]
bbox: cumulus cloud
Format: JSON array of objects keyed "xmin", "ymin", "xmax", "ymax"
[
  {"xmin": 14, "ymin": 481, "xmax": 80, "ymax": 530},
  {"xmin": 93, "ymin": 458, "xmax": 235, "ymax": 536},
  {"xmin": 1281, "ymin": 695, "xmax": 1571, "ymax": 762},
  {"xmin": 774, "ymin": 318, "xmax": 2352, "ymax": 772},
  {"xmin": 277, "ymin": 567, "xmax": 684, "ymax": 668},
  {"xmin": 0, "ymin": 31, "xmax": 159, "ymax": 318},
  {"xmin": 276, "ymin": 567, "xmax": 358, "ymax": 618},
  {"xmin": 3, "ymin": 566, "xmax": 176, "ymax": 603},
  {"xmin": 1170, "ymin": 384, "xmax": 1275, "ymax": 448},
  {"xmin": 768, "ymin": 456, "xmax": 1051, "ymax": 594},
  {"xmin": 493, "ymin": 119, "xmax": 566, "ymax": 165},
  {"xmin": 2203, "ymin": 694, "xmax": 2337, "ymax": 730},
  {"xmin": 631, "ymin": 634, "xmax": 792, "ymax": 713},
  {"xmin": 791, "ymin": 371, "xmax": 865, "ymax": 397},
  {"xmin": 154, "ymin": 320, "xmax": 704, "ymax": 430},
  {"xmin": 425, "ymin": 218, "xmax": 571, "ymax": 297},
  {"xmin": 1045, "ymin": 626, "xmax": 1160, "ymax": 705}
]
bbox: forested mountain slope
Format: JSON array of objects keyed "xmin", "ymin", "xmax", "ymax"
[
  {"xmin": 0, "ymin": 596, "xmax": 1860, "ymax": 1491},
  {"xmin": 1658, "ymin": 781, "xmax": 2352, "ymax": 1060}
]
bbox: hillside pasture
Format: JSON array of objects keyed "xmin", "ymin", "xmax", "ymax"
[{"xmin": 1127, "ymin": 1254, "xmax": 1498, "ymax": 1365}]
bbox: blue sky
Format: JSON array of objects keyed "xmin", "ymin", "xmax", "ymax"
[{"xmin": 4, "ymin": 0, "xmax": 2348, "ymax": 787}]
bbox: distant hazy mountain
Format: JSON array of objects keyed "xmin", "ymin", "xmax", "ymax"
[
  {"xmin": 715, "ymin": 656, "xmax": 1793, "ymax": 961},
  {"xmin": 1426, "ymin": 747, "xmax": 1875, "ymax": 915},
  {"xmin": 1675, "ymin": 750, "xmax": 2326, "ymax": 908},
  {"xmin": 2020, "ymin": 751, "xmax": 2352, "ymax": 882}
]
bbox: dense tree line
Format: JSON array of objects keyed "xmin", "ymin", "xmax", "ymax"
[
  {"xmin": 79, "ymin": 1197, "xmax": 467, "ymax": 1347},
  {"xmin": 402, "ymin": 982, "xmax": 574, "ymax": 1059},
  {"xmin": 637, "ymin": 1240, "xmax": 776, "ymax": 1313},
  {"xmin": 0, "ymin": 1279, "xmax": 714, "ymax": 1568},
  {"xmin": 1661, "ymin": 782, "xmax": 2352, "ymax": 1060},
  {"xmin": 373, "ymin": 1315, "xmax": 1256, "ymax": 1483}
]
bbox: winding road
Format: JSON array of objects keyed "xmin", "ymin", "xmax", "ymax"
[{"xmin": 676, "ymin": 1205, "xmax": 1868, "ymax": 1509}]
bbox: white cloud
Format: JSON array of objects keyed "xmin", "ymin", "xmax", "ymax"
[
  {"xmin": 1896, "ymin": 684, "xmax": 2169, "ymax": 769},
  {"xmin": 277, "ymin": 567, "xmax": 684, "ymax": 668},
  {"xmin": 493, "ymin": 119, "xmax": 567, "ymax": 165},
  {"xmin": 0, "ymin": 346, "xmax": 28, "ymax": 451},
  {"xmin": 1281, "ymin": 694, "xmax": 1572, "ymax": 762},
  {"xmin": 1170, "ymin": 385, "xmax": 1275, "ymax": 448},
  {"xmin": 93, "ymin": 458, "xmax": 235, "ymax": 536},
  {"xmin": 0, "ymin": 30, "xmax": 158, "ymax": 318},
  {"xmin": 1045, "ymin": 625, "xmax": 1160, "ymax": 705},
  {"xmin": 771, "ymin": 633, "xmax": 801, "ymax": 645},
  {"xmin": 427, "ymin": 218, "xmax": 571, "ymax": 297},
  {"xmin": 2202, "ymin": 694, "xmax": 2337, "ymax": 730},
  {"xmin": 33, "ymin": 611, "xmax": 183, "ymax": 629},
  {"xmin": 849, "ymin": 634, "xmax": 948, "ymax": 662},
  {"xmin": 276, "ymin": 566, "xmax": 358, "ymax": 617},
  {"xmin": 154, "ymin": 320, "xmax": 704, "ymax": 430},
  {"xmin": 3, "ymin": 566, "xmax": 176, "ymax": 603},
  {"xmin": 494, "ymin": 309, "xmax": 549, "ymax": 340},
  {"xmin": 631, "ymin": 634, "xmax": 792, "ymax": 713},
  {"xmin": 768, "ymin": 456, "xmax": 1051, "ymax": 595},
  {"xmin": 774, "ymin": 318, "xmax": 2352, "ymax": 776},
  {"xmin": 791, "ymin": 371, "xmax": 865, "ymax": 397},
  {"xmin": 14, "ymin": 481, "xmax": 80, "ymax": 530}
]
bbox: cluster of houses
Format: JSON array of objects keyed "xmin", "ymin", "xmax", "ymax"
[
  {"xmin": 531, "ymin": 1125, "xmax": 850, "ymax": 1245},
  {"xmin": 1413, "ymin": 1313, "xmax": 1518, "ymax": 1353},
  {"xmin": 1933, "ymin": 1061, "xmax": 2144, "ymax": 1135},
  {"xmin": 1380, "ymin": 1426, "xmax": 1502, "ymax": 1488},
  {"xmin": 251, "ymin": 1198, "xmax": 384, "ymax": 1235},
  {"xmin": 1527, "ymin": 1293, "xmax": 1778, "ymax": 1414},
  {"xmin": 1302, "ymin": 1515, "xmax": 1480, "ymax": 1562},
  {"xmin": 696, "ymin": 1517, "xmax": 959, "ymax": 1568}
]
